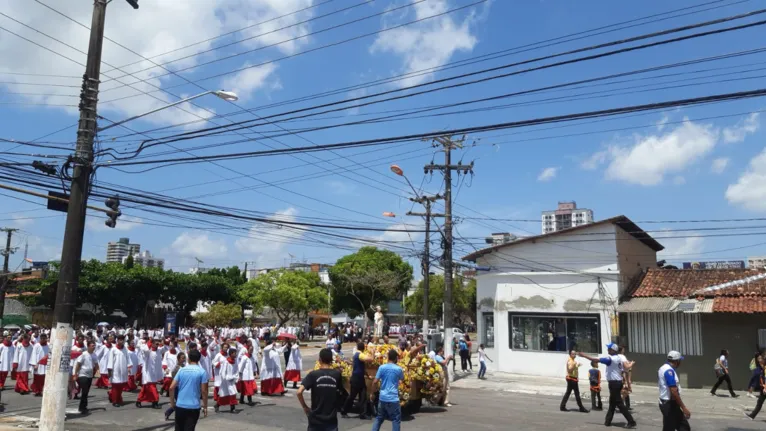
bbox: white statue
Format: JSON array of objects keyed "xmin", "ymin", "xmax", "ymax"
[{"xmin": 374, "ymin": 306, "xmax": 384, "ymax": 338}]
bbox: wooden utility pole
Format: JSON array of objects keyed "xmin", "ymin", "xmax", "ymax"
[
  {"xmin": 407, "ymin": 195, "xmax": 444, "ymax": 336},
  {"xmin": 0, "ymin": 227, "xmax": 19, "ymax": 329},
  {"xmin": 425, "ymin": 136, "xmax": 473, "ymax": 362}
]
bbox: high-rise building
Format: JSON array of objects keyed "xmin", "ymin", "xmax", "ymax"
[
  {"xmin": 541, "ymin": 201, "xmax": 594, "ymax": 234},
  {"xmin": 485, "ymin": 232, "xmax": 517, "ymax": 246},
  {"xmin": 749, "ymin": 256, "xmax": 766, "ymax": 269},
  {"xmin": 122, "ymin": 250, "xmax": 164, "ymax": 269},
  {"xmin": 106, "ymin": 237, "xmax": 140, "ymax": 263}
]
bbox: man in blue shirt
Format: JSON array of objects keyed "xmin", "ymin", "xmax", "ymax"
[
  {"xmin": 579, "ymin": 343, "xmax": 636, "ymax": 428},
  {"xmin": 371, "ymin": 349, "xmax": 404, "ymax": 431},
  {"xmin": 169, "ymin": 349, "xmax": 208, "ymax": 431},
  {"xmin": 658, "ymin": 351, "xmax": 690, "ymax": 430}
]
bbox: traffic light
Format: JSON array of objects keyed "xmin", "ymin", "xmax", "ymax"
[
  {"xmin": 126, "ymin": 0, "xmax": 139, "ymax": 9},
  {"xmin": 105, "ymin": 196, "xmax": 121, "ymax": 228}
]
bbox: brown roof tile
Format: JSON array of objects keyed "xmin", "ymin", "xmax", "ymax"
[
  {"xmin": 713, "ymin": 297, "xmax": 766, "ymax": 313},
  {"xmin": 629, "ymin": 268, "xmax": 766, "ymax": 298}
]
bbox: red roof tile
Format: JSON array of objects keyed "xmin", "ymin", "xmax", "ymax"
[
  {"xmin": 713, "ymin": 297, "xmax": 766, "ymax": 313},
  {"xmin": 628, "ymin": 268, "xmax": 766, "ymax": 298}
]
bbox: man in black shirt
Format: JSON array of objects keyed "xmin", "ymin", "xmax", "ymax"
[{"xmin": 297, "ymin": 348, "xmax": 347, "ymax": 431}]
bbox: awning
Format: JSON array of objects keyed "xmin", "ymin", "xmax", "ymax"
[{"xmin": 617, "ymin": 297, "xmax": 714, "ymax": 313}]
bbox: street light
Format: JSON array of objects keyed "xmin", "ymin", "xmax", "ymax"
[
  {"xmin": 390, "ymin": 164, "xmax": 421, "ymax": 198},
  {"xmin": 382, "ymin": 212, "xmax": 396, "ymax": 217},
  {"xmin": 97, "ymin": 90, "xmax": 239, "ymax": 132}
]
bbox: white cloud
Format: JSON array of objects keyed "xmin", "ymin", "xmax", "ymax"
[
  {"xmin": 366, "ymin": 223, "xmax": 422, "ymax": 245},
  {"xmin": 346, "ymin": 87, "xmax": 368, "ymax": 115},
  {"xmin": 235, "ymin": 207, "xmax": 302, "ymax": 257},
  {"xmin": 588, "ymin": 119, "xmax": 718, "ymax": 186},
  {"xmin": 722, "ymin": 113, "xmax": 760, "ymax": 144},
  {"xmin": 656, "ymin": 115, "xmax": 669, "ymax": 131},
  {"xmin": 86, "ymin": 215, "xmax": 143, "ymax": 232},
  {"xmin": 580, "ymin": 150, "xmax": 607, "ymax": 170},
  {"xmin": 10, "ymin": 215, "xmax": 34, "ymax": 228},
  {"xmin": 0, "ymin": 0, "xmax": 315, "ymax": 127},
  {"xmin": 326, "ymin": 180, "xmax": 356, "ymax": 195},
  {"xmin": 221, "ymin": 63, "xmax": 278, "ymax": 101},
  {"xmin": 537, "ymin": 167, "xmax": 558, "ymax": 182},
  {"xmin": 672, "ymin": 176, "xmax": 686, "ymax": 185},
  {"xmin": 171, "ymin": 232, "xmax": 228, "ymax": 258},
  {"xmin": 711, "ymin": 157, "xmax": 729, "ymax": 174},
  {"xmin": 726, "ymin": 148, "xmax": 766, "ymax": 212},
  {"xmin": 370, "ymin": 1, "xmax": 482, "ymax": 87},
  {"xmin": 25, "ymin": 235, "xmax": 61, "ymax": 262},
  {"xmin": 656, "ymin": 232, "xmax": 705, "ymax": 261}
]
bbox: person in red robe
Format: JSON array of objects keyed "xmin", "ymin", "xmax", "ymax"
[
  {"xmin": 136, "ymin": 338, "xmax": 162, "ymax": 409},
  {"xmin": 0, "ymin": 332, "xmax": 14, "ymax": 390},
  {"xmin": 215, "ymin": 348, "xmax": 239, "ymax": 413},
  {"xmin": 12, "ymin": 335, "xmax": 33, "ymax": 395},
  {"xmin": 95, "ymin": 335, "xmax": 114, "ymax": 389}
]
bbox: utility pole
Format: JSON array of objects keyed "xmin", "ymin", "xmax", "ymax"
[
  {"xmin": 407, "ymin": 195, "xmax": 444, "ymax": 337},
  {"xmin": 39, "ymin": 0, "xmax": 132, "ymax": 428},
  {"xmin": 425, "ymin": 136, "xmax": 473, "ymax": 365},
  {"xmin": 0, "ymin": 228, "xmax": 19, "ymax": 329}
]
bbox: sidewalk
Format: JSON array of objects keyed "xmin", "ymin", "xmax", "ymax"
[{"xmin": 450, "ymin": 369, "xmax": 754, "ymax": 418}]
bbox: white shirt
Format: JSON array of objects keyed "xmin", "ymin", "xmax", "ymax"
[
  {"xmin": 717, "ymin": 355, "xmax": 728, "ymax": 369},
  {"xmin": 599, "ymin": 354, "xmax": 624, "ymax": 381},
  {"xmin": 107, "ymin": 346, "xmax": 131, "ymax": 384},
  {"xmin": 478, "ymin": 348, "xmax": 487, "ymax": 363},
  {"xmin": 658, "ymin": 363, "xmax": 681, "ymax": 401},
  {"xmin": 75, "ymin": 352, "xmax": 98, "ymax": 378}
]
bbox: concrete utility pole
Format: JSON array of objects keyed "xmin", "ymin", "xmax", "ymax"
[
  {"xmin": 407, "ymin": 195, "xmax": 444, "ymax": 337},
  {"xmin": 425, "ymin": 136, "xmax": 473, "ymax": 365},
  {"xmin": 39, "ymin": 0, "xmax": 138, "ymax": 428},
  {"xmin": 0, "ymin": 227, "xmax": 19, "ymax": 329}
]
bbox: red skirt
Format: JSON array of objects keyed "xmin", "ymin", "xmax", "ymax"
[
  {"xmin": 31, "ymin": 374, "xmax": 45, "ymax": 394},
  {"xmin": 126, "ymin": 375, "xmax": 138, "ymax": 391},
  {"xmin": 213, "ymin": 386, "xmax": 219, "ymax": 402},
  {"xmin": 14, "ymin": 371, "xmax": 30, "ymax": 393},
  {"xmin": 260, "ymin": 377, "xmax": 285, "ymax": 395},
  {"xmin": 0, "ymin": 371, "xmax": 8, "ymax": 388},
  {"xmin": 284, "ymin": 369, "xmax": 301, "ymax": 382},
  {"xmin": 217, "ymin": 394, "xmax": 238, "ymax": 406},
  {"xmin": 108, "ymin": 382, "xmax": 127, "ymax": 404},
  {"xmin": 137, "ymin": 383, "xmax": 159, "ymax": 403},
  {"xmin": 95, "ymin": 374, "xmax": 110, "ymax": 388},
  {"xmin": 161, "ymin": 377, "xmax": 172, "ymax": 393},
  {"xmin": 239, "ymin": 380, "xmax": 257, "ymax": 396}
]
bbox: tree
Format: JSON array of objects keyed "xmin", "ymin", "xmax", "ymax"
[
  {"xmin": 238, "ymin": 270, "xmax": 326, "ymax": 326},
  {"xmin": 329, "ymin": 247, "xmax": 413, "ymax": 326},
  {"xmin": 124, "ymin": 255, "xmax": 134, "ymax": 269},
  {"xmin": 405, "ymin": 274, "xmax": 477, "ymax": 327},
  {"xmin": 205, "ymin": 266, "xmax": 247, "ymax": 286},
  {"xmin": 162, "ymin": 272, "xmax": 234, "ymax": 326},
  {"xmin": 194, "ymin": 302, "xmax": 242, "ymax": 327}
]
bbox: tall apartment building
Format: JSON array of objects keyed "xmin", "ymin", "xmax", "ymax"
[
  {"xmin": 541, "ymin": 201, "xmax": 594, "ymax": 234},
  {"xmin": 106, "ymin": 237, "xmax": 140, "ymax": 263},
  {"xmin": 122, "ymin": 250, "xmax": 164, "ymax": 269},
  {"xmin": 749, "ymin": 256, "xmax": 766, "ymax": 269}
]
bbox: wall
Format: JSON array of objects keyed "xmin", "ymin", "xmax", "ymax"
[
  {"xmin": 614, "ymin": 226, "xmax": 659, "ymax": 297},
  {"xmin": 628, "ymin": 313, "xmax": 763, "ymax": 389}
]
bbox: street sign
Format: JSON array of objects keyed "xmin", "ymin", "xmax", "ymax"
[
  {"xmin": 46, "ymin": 191, "xmax": 69, "ymax": 213},
  {"xmin": 682, "ymin": 261, "xmax": 745, "ymax": 270}
]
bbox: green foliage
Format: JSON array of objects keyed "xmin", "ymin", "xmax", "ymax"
[
  {"xmin": 205, "ymin": 266, "xmax": 247, "ymax": 286},
  {"xmin": 328, "ymin": 247, "xmax": 413, "ymax": 320},
  {"xmin": 194, "ymin": 302, "xmax": 242, "ymax": 327},
  {"xmin": 238, "ymin": 270, "xmax": 326, "ymax": 325},
  {"xmin": 404, "ymin": 275, "xmax": 477, "ymax": 325},
  {"xmin": 124, "ymin": 255, "xmax": 134, "ymax": 270}
]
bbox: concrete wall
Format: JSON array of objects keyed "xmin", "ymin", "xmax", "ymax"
[
  {"xmin": 614, "ymin": 226, "xmax": 659, "ymax": 297},
  {"xmin": 628, "ymin": 313, "xmax": 763, "ymax": 389}
]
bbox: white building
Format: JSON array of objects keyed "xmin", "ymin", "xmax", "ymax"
[
  {"xmin": 465, "ymin": 215, "xmax": 663, "ymax": 379},
  {"xmin": 541, "ymin": 201, "xmax": 594, "ymax": 234},
  {"xmin": 122, "ymin": 250, "xmax": 164, "ymax": 269},
  {"xmin": 188, "ymin": 267, "xmax": 209, "ymax": 275},
  {"xmin": 749, "ymin": 256, "xmax": 766, "ymax": 269},
  {"xmin": 485, "ymin": 232, "xmax": 517, "ymax": 246},
  {"xmin": 106, "ymin": 237, "xmax": 140, "ymax": 263}
]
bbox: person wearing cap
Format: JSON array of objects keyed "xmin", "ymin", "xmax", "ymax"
[
  {"xmin": 579, "ymin": 343, "xmax": 637, "ymax": 428},
  {"xmin": 659, "ymin": 351, "xmax": 690, "ymax": 430}
]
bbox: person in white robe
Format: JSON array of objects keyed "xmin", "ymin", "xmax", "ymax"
[
  {"xmin": 283, "ymin": 343, "xmax": 302, "ymax": 389},
  {"xmin": 29, "ymin": 333, "xmax": 49, "ymax": 396},
  {"xmin": 136, "ymin": 337, "xmax": 162, "ymax": 408},
  {"xmin": 237, "ymin": 345, "xmax": 258, "ymax": 405},
  {"xmin": 212, "ymin": 342, "xmax": 229, "ymax": 402},
  {"xmin": 0, "ymin": 332, "xmax": 15, "ymax": 390},
  {"xmin": 95, "ymin": 335, "xmax": 115, "ymax": 389},
  {"xmin": 199, "ymin": 340, "xmax": 212, "ymax": 382},
  {"xmin": 215, "ymin": 348, "xmax": 239, "ymax": 412},
  {"xmin": 126, "ymin": 340, "xmax": 139, "ymax": 392},
  {"xmin": 106, "ymin": 335, "xmax": 132, "ymax": 407},
  {"xmin": 12, "ymin": 334, "xmax": 33, "ymax": 394},
  {"xmin": 260, "ymin": 341, "xmax": 286, "ymax": 396},
  {"xmin": 161, "ymin": 342, "xmax": 179, "ymax": 396}
]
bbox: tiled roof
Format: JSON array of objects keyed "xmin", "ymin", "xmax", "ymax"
[
  {"xmin": 625, "ymin": 268, "xmax": 766, "ymax": 313},
  {"xmin": 627, "ymin": 268, "xmax": 766, "ymax": 297},
  {"xmin": 462, "ymin": 215, "xmax": 664, "ymax": 262}
]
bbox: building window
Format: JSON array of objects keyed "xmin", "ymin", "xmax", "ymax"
[
  {"xmin": 625, "ymin": 313, "xmax": 702, "ymax": 356},
  {"xmin": 482, "ymin": 312, "xmax": 494, "ymax": 348},
  {"xmin": 510, "ymin": 313, "xmax": 600, "ymax": 353}
]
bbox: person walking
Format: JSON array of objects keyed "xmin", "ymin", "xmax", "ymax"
[
  {"xmin": 164, "ymin": 352, "xmax": 187, "ymax": 421},
  {"xmin": 748, "ymin": 351, "xmax": 763, "ymax": 398},
  {"xmin": 659, "ymin": 351, "xmax": 691, "ymax": 431},
  {"xmin": 458, "ymin": 337, "xmax": 469, "ymax": 373},
  {"xmin": 107, "ymin": 334, "xmax": 132, "ymax": 407},
  {"xmin": 297, "ymin": 348, "xmax": 347, "ymax": 431},
  {"xmin": 589, "ymin": 360, "xmax": 603, "ymax": 411},
  {"xmin": 579, "ymin": 343, "xmax": 636, "ymax": 428},
  {"xmin": 371, "ymin": 349, "xmax": 405, "ymax": 431},
  {"xmin": 136, "ymin": 337, "xmax": 163, "ymax": 409},
  {"xmin": 711, "ymin": 349, "xmax": 738, "ymax": 397},
  {"xmin": 72, "ymin": 340, "xmax": 99, "ymax": 414},
  {"xmin": 477, "ymin": 344, "xmax": 492, "ymax": 379},
  {"xmin": 560, "ymin": 350, "xmax": 588, "ymax": 413},
  {"xmin": 169, "ymin": 349, "xmax": 208, "ymax": 431},
  {"xmin": 745, "ymin": 355, "xmax": 766, "ymax": 420},
  {"xmin": 618, "ymin": 346, "xmax": 635, "ymax": 411},
  {"xmin": 341, "ymin": 342, "xmax": 374, "ymax": 420},
  {"xmin": 465, "ymin": 334, "xmax": 474, "ymax": 371}
]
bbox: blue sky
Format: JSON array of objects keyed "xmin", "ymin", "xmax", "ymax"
[{"xmin": 1, "ymin": 0, "xmax": 765, "ymax": 275}]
